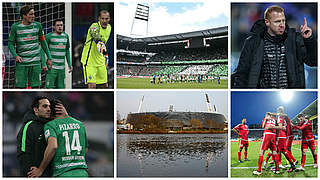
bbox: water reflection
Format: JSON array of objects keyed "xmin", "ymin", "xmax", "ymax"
[{"xmin": 118, "ymin": 134, "xmax": 227, "ymax": 177}]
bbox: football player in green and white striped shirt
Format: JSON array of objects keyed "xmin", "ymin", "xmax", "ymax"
[
  {"xmin": 27, "ymin": 99, "xmax": 88, "ymax": 177},
  {"xmin": 41, "ymin": 19, "xmax": 72, "ymax": 89},
  {"xmin": 8, "ymin": 5, "xmax": 52, "ymax": 88}
]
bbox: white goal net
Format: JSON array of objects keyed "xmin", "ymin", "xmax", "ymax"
[{"xmin": 3, "ymin": 2, "xmax": 65, "ymax": 88}]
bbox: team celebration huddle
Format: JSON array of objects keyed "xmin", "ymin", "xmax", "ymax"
[{"xmin": 233, "ymin": 106, "xmax": 317, "ymax": 176}]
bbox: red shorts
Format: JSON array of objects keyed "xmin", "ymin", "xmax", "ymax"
[
  {"xmin": 277, "ymin": 137, "xmax": 287, "ymax": 152},
  {"xmin": 239, "ymin": 139, "xmax": 249, "ymax": 148},
  {"xmin": 287, "ymin": 136, "xmax": 294, "ymax": 148},
  {"xmin": 301, "ymin": 139, "xmax": 316, "ymax": 150},
  {"xmin": 260, "ymin": 133, "xmax": 276, "ymax": 151}
]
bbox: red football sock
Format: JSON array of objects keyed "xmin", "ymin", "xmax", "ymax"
[
  {"xmin": 312, "ymin": 152, "xmax": 317, "ymax": 164},
  {"xmin": 284, "ymin": 151, "xmax": 293, "ymax": 164},
  {"xmin": 244, "ymin": 151, "xmax": 248, "ymax": 159},
  {"xmin": 238, "ymin": 152, "xmax": 241, "ymax": 161},
  {"xmin": 288, "ymin": 150, "xmax": 296, "ymax": 162},
  {"xmin": 273, "ymin": 154, "xmax": 279, "ymax": 171},
  {"xmin": 258, "ymin": 155, "xmax": 264, "ymax": 172},
  {"xmin": 277, "ymin": 153, "xmax": 281, "ymax": 166},
  {"xmin": 265, "ymin": 152, "xmax": 272, "ymax": 163},
  {"xmin": 301, "ymin": 154, "xmax": 306, "ymax": 168}
]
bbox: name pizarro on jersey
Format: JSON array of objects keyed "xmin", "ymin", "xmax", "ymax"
[{"xmin": 59, "ymin": 123, "xmax": 81, "ymax": 131}]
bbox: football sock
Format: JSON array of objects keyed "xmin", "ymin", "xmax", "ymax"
[
  {"xmin": 301, "ymin": 154, "xmax": 306, "ymax": 168},
  {"xmin": 312, "ymin": 152, "xmax": 317, "ymax": 164},
  {"xmin": 258, "ymin": 155, "xmax": 263, "ymax": 172},
  {"xmin": 265, "ymin": 152, "xmax": 272, "ymax": 163},
  {"xmin": 273, "ymin": 154, "xmax": 279, "ymax": 171}
]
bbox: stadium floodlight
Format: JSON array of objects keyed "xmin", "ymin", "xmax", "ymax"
[
  {"xmin": 280, "ymin": 91, "xmax": 293, "ymax": 103},
  {"xmin": 130, "ymin": 4, "xmax": 149, "ymax": 36}
]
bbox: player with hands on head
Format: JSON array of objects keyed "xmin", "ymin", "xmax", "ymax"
[{"xmin": 233, "ymin": 118, "xmax": 250, "ymax": 163}]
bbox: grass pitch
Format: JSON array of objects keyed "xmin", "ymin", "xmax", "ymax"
[
  {"xmin": 231, "ymin": 141, "xmax": 318, "ymax": 177},
  {"xmin": 117, "ymin": 77, "xmax": 228, "ymax": 89}
]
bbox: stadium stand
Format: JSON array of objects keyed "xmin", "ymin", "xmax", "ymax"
[{"xmin": 117, "ymin": 26, "xmax": 228, "ymax": 81}]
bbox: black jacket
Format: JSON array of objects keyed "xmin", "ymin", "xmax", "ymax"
[
  {"xmin": 232, "ymin": 19, "xmax": 317, "ymax": 88},
  {"xmin": 16, "ymin": 111, "xmax": 52, "ymax": 177}
]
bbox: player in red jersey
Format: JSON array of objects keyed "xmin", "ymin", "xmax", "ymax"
[
  {"xmin": 275, "ymin": 106, "xmax": 296, "ymax": 172},
  {"xmin": 233, "ymin": 118, "xmax": 249, "ymax": 163},
  {"xmin": 293, "ymin": 114, "xmax": 317, "ymax": 171},
  {"xmin": 253, "ymin": 112, "xmax": 281, "ymax": 175},
  {"xmin": 285, "ymin": 114, "xmax": 298, "ymax": 167},
  {"xmin": 263, "ymin": 108, "xmax": 298, "ymax": 170}
]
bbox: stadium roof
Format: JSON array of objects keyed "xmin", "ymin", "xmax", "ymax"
[
  {"xmin": 118, "ymin": 26, "xmax": 227, "ymax": 44},
  {"xmin": 291, "ymin": 99, "xmax": 318, "ymax": 123}
]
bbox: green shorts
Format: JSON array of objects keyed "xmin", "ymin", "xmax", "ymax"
[
  {"xmin": 45, "ymin": 68, "xmax": 65, "ymax": 89},
  {"xmin": 83, "ymin": 65, "xmax": 107, "ymax": 84},
  {"xmin": 14, "ymin": 63, "xmax": 41, "ymax": 88},
  {"xmin": 57, "ymin": 169, "xmax": 88, "ymax": 177}
]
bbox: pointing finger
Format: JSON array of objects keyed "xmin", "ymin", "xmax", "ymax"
[{"xmin": 304, "ymin": 17, "xmax": 307, "ymax": 26}]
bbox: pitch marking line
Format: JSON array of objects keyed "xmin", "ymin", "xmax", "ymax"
[{"xmin": 231, "ymin": 164, "xmax": 316, "ymax": 169}]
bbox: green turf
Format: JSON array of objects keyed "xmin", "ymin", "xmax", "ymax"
[
  {"xmin": 231, "ymin": 141, "xmax": 318, "ymax": 177},
  {"xmin": 117, "ymin": 78, "xmax": 228, "ymax": 89}
]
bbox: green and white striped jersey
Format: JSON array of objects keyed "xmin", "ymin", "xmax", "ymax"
[
  {"xmin": 44, "ymin": 115, "xmax": 88, "ymax": 177},
  {"xmin": 44, "ymin": 32, "xmax": 71, "ymax": 70},
  {"xmin": 8, "ymin": 21, "xmax": 45, "ymax": 66}
]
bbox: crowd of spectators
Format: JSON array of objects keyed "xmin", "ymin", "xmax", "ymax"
[
  {"xmin": 148, "ymin": 47, "xmax": 227, "ymax": 62},
  {"xmin": 117, "ymin": 65, "xmax": 163, "ymax": 76},
  {"xmin": 117, "ymin": 54, "xmax": 146, "ymax": 63}
]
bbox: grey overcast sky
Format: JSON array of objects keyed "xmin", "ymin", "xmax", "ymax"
[{"xmin": 117, "ymin": 91, "xmax": 228, "ymax": 121}]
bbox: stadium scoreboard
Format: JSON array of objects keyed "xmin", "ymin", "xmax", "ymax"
[{"xmin": 186, "ymin": 37, "xmax": 209, "ymax": 49}]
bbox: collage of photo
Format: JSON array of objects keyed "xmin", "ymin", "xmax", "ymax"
[{"xmin": 1, "ymin": 1, "xmax": 318, "ymax": 178}]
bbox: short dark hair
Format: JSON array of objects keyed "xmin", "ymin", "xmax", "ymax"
[
  {"xmin": 31, "ymin": 96, "xmax": 50, "ymax": 110},
  {"xmin": 297, "ymin": 113, "xmax": 308, "ymax": 119},
  {"xmin": 50, "ymin": 98, "xmax": 63, "ymax": 117},
  {"xmin": 99, "ymin": 10, "xmax": 110, "ymax": 17},
  {"xmin": 20, "ymin": 5, "xmax": 34, "ymax": 18},
  {"xmin": 54, "ymin": 19, "xmax": 63, "ymax": 26}
]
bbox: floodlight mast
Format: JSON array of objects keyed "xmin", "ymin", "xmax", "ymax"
[
  {"xmin": 205, "ymin": 93, "xmax": 214, "ymax": 113},
  {"xmin": 138, "ymin": 94, "xmax": 144, "ymax": 113},
  {"xmin": 130, "ymin": 3, "xmax": 149, "ymax": 36}
]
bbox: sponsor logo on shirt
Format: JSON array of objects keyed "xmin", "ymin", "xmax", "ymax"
[
  {"xmin": 45, "ymin": 129, "xmax": 50, "ymax": 139},
  {"xmin": 22, "ymin": 34, "xmax": 36, "ymax": 41}
]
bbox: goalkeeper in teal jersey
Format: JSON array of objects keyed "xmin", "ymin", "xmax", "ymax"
[
  {"xmin": 8, "ymin": 5, "xmax": 52, "ymax": 88},
  {"xmin": 81, "ymin": 10, "xmax": 112, "ymax": 89},
  {"xmin": 28, "ymin": 99, "xmax": 88, "ymax": 177},
  {"xmin": 41, "ymin": 20, "xmax": 72, "ymax": 89}
]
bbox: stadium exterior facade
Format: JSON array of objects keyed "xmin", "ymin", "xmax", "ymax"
[{"xmin": 127, "ymin": 111, "xmax": 226, "ymax": 130}]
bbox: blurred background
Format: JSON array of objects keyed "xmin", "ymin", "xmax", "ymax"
[
  {"xmin": 3, "ymin": 91, "xmax": 114, "ymax": 177},
  {"xmin": 231, "ymin": 3, "xmax": 318, "ymax": 88},
  {"xmin": 72, "ymin": 3, "xmax": 114, "ymax": 89}
]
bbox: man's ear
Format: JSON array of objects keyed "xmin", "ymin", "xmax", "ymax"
[
  {"xmin": 265, "ymin": 19, "xmax": 270, "ymax": 27},
  {"xmin": 33, "ymin": 107, "xmax": 38, "ymax": 115}
]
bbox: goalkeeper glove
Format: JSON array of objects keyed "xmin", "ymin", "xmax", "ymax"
[{"xmin": 97, "ymin": 41, "xmax": 107, "ymax": 55}]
